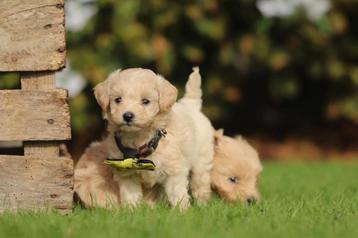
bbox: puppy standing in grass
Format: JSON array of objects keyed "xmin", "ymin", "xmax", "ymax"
[{"xmin": 90, "ymin": 68, "xmax": 213, "ymax": 209}]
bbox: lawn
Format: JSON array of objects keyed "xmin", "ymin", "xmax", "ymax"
[{"xmin": 0, "ymin": 161, "xmax": 357, "ymax": 238}]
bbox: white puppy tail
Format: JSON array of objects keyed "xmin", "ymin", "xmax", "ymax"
[{"xmin": 180, "ymin": 67, "xmax": 202, "ymax": 110}]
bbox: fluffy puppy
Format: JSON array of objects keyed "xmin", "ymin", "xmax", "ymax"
[
  {"xmin": 175, "ymin": 67, "xmax": 215, "ymax": 203},
  {"xmin": 74, "ymin": 142, "xmax": 120, "ymax": 207},
  {"xmin": 211, "ymin": 130, "xmax": 263, "ymax": 204},
  {"xmin": 89, "ymin": 68, "xmax": 213, "ymax": 210},
  {"xmin": 74, "ymin": 142, "xmax": 160, "ymax": 208}
]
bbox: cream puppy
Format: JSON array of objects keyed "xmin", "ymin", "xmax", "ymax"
[
  {"xmin": 175, "ymin": 68, "xmax": 215, "ymax": 202},
  {"xmin": 74, "ymin": 141, "xmax": 161, "ymax": 207},
  {"xmin": 211, "ymin": 130, "xmax": 263, "ymax": 204},
  {"xmin": 92, "ymin": 68, "xmax": 213, "ymax": 209},
  {"xmin": 74, "ymin": 142, "xmax": 119, "ymax": 207}
]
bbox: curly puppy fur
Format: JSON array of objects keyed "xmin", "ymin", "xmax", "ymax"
[
  {"xmin": 74, "ymin": 142, "xmax": 160, "ymax": 207},
  {"xmin": 75, "ymin": 68, "xmax": 214, "ymax": 210},
  {"xmin": 211, "ymin": 129, "xmax": 263, "ymax": 203},
  {"xmin": 74, "ymin": 142, "xmax": 120, "ymax": 207}
]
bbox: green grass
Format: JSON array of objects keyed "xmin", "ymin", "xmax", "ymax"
[{"xmin": 1, "ymin": 161, "xmax": 358, "ymax": 238}]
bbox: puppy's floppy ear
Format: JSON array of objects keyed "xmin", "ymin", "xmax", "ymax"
[
  {"xmin": 94, "ymin": 69, "xmax": 121, "ymax": 111},
  {"xmin": 94, "ymin": 79, "xmax": 110, "ymax": 111},
  {"xmin": 157, "ymin": 75, "xmax": 178, "ymax": 112}
]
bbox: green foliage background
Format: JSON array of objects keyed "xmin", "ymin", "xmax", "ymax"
[
  {"xmin": 67, "ymin": 0, "xmax": 358, "ymax": 137},
  {"xmin": 1, "ymin": 0, "xmax": 357, "ymax": 150}
]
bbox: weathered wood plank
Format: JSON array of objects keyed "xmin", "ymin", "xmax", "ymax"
[
  {"xmin": 24, "ymin": 142, "xmax": 59, "ymax": 158},
  {"xmin": 0, "ymin": 0, "xmax": 65, "ymax": 71},
  {"xmin": 21, "ymin": 72, "xmax": 56, "ymax": 90},
  {"xmin": 0, "ymin": 155, "xmax": 73, "ymax": 214},
  {"xmin": 0, "ymin": 90, "xmax": 71, "ymax": 141},
  {"xmin": 21, "ymin": 72, "xmax": 60, "ymax": 156}
]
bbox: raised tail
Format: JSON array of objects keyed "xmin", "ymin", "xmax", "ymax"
[{"xmin": 180, "ymin": 66, "xmax": 202, "ymax": 110}]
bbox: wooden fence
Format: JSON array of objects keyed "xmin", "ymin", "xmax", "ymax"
[{"xmin": 0, "ymin": 0, "xmax": 73, "ymax": 214}]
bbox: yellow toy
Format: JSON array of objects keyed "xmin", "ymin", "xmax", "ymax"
[{"xmin": 104, "ymin": 158, "xmax": 156, "ymax": 171}]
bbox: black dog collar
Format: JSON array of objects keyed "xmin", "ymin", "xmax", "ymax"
[{"xmin": 114, "ymin": 129, "xmax": 167, "ymax": 159}]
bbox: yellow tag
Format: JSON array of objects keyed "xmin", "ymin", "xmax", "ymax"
[
  {"xmin": 104, "ymin": 158, "xmax": 156, "ymax": 171},
  {"xmin": 104, "ymin": 158, "xmax": 137, "ymax": 169}
]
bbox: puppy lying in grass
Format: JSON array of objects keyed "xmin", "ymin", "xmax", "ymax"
[
  {"xmin": 211, "ymin": 129, "xmax": 263, "ymax": 204},
  {"xmin": 76, "ymin": 67, "xmax": 214, "ymax": 210}
]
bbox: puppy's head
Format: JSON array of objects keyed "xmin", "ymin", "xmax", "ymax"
[
  {"xmin": 94, "ymin": 68, "xmax": 177, "ymax": 132},
  {"xmin": 211, "ymin": 129, "xmax": 263, "ymax": 204}
]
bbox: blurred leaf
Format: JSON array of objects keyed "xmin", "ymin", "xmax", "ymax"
[
  {"xmin": 254, "ymin": 36, "xmax": 271, "ymax": 62},
  {"xmin": 70, "ymin": 93, "xmax": 91, "ymax": 132},
  {"xmin": 316, "ymin": 16, "xmax": 333, "ymax": 35},
  {"xmin": 153, "ymin": 8, "xmax": 179, "ymax": 29},
  {"xmin": 219, "ymin": 42, "xmax": 236, "ymax": 65},
  {"xmin": 349, "ymin": 67, "xmax": 358, "ymax": 86},
  {"xmin": 194, "ymin": 17, "xmax": 226, "ymax": 40},
  {"xmin": 270, "ymin": 77, "xmax": 299, "ymax": 100},
  {"xmin": 270, "ymin": 50, "xmax": 289, "ymax": 71},
  {"xmin": 239, "ymin": 35, "xmax": 255, "ymax": 56},
  {"xmin": 206, "ymin": 75, "xmax": 223, "ymax": 95},
  {"xmin": 256, "ymin": 18, "xmax": 273, "ymax": 34},
  {"xmin": 182, "ymin": 45, "xmax": 204, "ymax": 63},
  {"xmin": 185, "ymin": 4, "xmax": 203, "ymax": 21},
  {"xmin": 327, "ymin": 58, "xmax": 346, "ymax": 79},
  {"xmin": 224, "ymin": 86, "xmax": 241, "ymax": 103},
  {"xmin": 327, "ymin": 95, "xmax": 358, "ymax": 122},
  {"xmin": 329, "ymin": 11, "xmax": 348, "ymax": 35},
  {"xmin": 202, "ymin": 105, "xmax": 221, "ymax": 121}
]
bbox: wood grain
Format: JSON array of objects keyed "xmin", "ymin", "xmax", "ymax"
[
  {"xmin": 0, "ymin": 155, "xmax": 73, "ymax": 214},
  {"xmin": 0, "ymin": 89, "xmax": 71, "ymax": 141},
  {"xmin": 21, "ymin": 72, "xmax": 60, "ymax": 157},
  {"xmin": 0, "ymin": 0, "xmax": 65, "ymax": 71},
  {"xmin": 23, "ymin": 142, "xmax": 59, "ymax": 158},
  {"xmin": 21, "ymin": 72, "xmax": 56, "ymax": 90}
]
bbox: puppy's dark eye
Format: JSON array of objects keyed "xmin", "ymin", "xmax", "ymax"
[
  {"xmin": 142, "ymin": 98, "xmax": 150, "ymax": 105},
  {"xmin": 114, "ymin": 97, "xmax": 122, "ymax": 104},
  {"xmin": 228, "ymin": 176, "xmax": 239, "ymax": 184}
]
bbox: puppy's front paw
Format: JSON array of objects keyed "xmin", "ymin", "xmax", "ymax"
[
  {"xmin": 121, "ymin": 197, "xmax": 142, "ymax": 207},
  {"xmin": 192, "ymin": 189, "xmax": 211, "ymax": 205},
  {"xmin": 190, "ymin": 172, "xmax": 212, "ymax": 205},
  {"xmin": 177, "ymin": 197, "xmax": 190, "ymax": 212},
  {"xmin": 164, "ymin": 175, "xmax": 191, "ymax": 211},
  {"xmin": 168, "ymin": 194, "xmax": 190, "ymax": 211}
]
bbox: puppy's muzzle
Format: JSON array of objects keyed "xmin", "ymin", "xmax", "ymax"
[
  {"xmin": 123, "ymin": 111, "xmax": 135, "ymax": 123},
  {"xmin": 247, "ymin": 196, "xmax": 257, "ymax": 205}
]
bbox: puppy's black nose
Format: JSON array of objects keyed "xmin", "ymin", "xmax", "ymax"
[
  {"xmin": 123, "ymin": 112, "xmax": 135, "ymax": 122},
  {"xmin": 247, "ymin": 196, "xmax": 257, "ymax": 205}
]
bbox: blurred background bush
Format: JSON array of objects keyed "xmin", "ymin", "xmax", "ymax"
[{"xmin": 1, "ymin": 0, "xmax": 357, "ymax": 159}]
